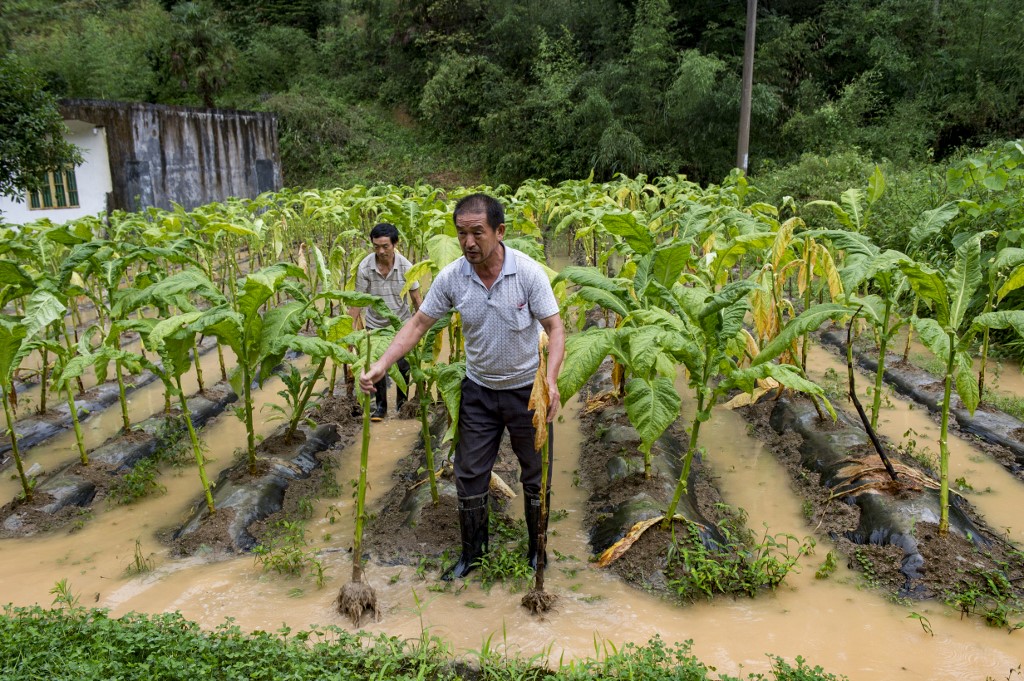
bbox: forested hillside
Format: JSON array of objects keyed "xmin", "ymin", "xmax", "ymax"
[{"xmin": 3, "ymin": 0, "xmax": 1022, "ymax": 187}]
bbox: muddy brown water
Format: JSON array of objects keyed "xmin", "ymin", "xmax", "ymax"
[{"xmin": 1, "ymin": 362, "xmax": 1023, "ymax": 679}]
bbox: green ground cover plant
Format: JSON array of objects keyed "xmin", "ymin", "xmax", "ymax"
[{"xmin": 0, "ymin": 604, "xmax": 850, "ymax": 680}]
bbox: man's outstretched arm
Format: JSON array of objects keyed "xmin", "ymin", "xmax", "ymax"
[{"xmin": 358, "ymin": 310, "xmax": 438, "ymax": 392}]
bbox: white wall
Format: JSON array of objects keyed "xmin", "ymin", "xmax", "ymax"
[{"xmin": 0, "ymin": 119, "xmax": 113, "ymax": 226}]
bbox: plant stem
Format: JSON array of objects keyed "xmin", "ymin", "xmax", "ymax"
[
  {"xmin": 663, "ymin": 393, "xmax": 706, "ymax": 529},
  {"xmin": 65, "ymin": 385, "xmax": 88, "ymax": 465},
  {"xmin": 242, "ymin": 362, "xmax": 256, "ymax": 473},
  {"xmin": 352, "ymin": 333, "xmax": 372, "ymax": 581},
  {"xmin": 2, "ymin": 384, "xmax": 32, "ymax": 500},
  {"xmin": 870, "ymin": 298, "xmax": 892, "ymax": 431},
  {"xmin": 177, "ymin": 374, "xmax": 214, "ymax": 514},
  {"xmin": 938, "ymin": 333, "xmax": 955, "ymax": 534},
  {"xmin": 113, "ymin": 334, "xmax": 131, "ymax": 433},
  {"xmin": 287, "ymin": 357, "xmax": 327, "ymax": 442},
  {"xmin": 418, "ymin": 380, "xmax": 439, "ymax": 505},
  {"xmin": 192, "ymin": 338, "xmax": 205, "ymax": 393}
]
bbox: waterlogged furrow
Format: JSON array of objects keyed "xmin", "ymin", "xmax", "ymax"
[
  {"xmin": 805, "ymin": 343, "xmax": 1024, "ymax": 545},
  {"xmin": 0, "ymin": 342, "xmax": 229, "ymax": 502}
]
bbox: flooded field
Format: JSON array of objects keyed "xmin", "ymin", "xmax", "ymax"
[{"xmin": 2, "ymin": 356, "xmax": 1022, "ymax": 681}]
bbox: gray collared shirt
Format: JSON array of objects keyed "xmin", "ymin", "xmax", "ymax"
[
  {"xmin": 420, "ymin": 244, "xmax": 559, "ymax": 390},
  {"xmin": 355, "ymin": 251, "xmax": 419, "ymax": 329}
]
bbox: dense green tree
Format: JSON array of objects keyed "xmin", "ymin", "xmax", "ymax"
[
  {"xmin": 0, "ymin": 53, "xmax": 81, "ymax": 203},
  {"xmin": 166, "ymin": 1, "xmax": 236, "ymax": 108}
]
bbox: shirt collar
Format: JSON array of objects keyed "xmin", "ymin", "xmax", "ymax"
[{"xmin": 460, "ymin": 243, "xmax": 517, "ymax": 277}]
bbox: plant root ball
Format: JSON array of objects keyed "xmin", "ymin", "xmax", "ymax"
[
  {"xmin": 520, "ymin": 589, "xmax": 557, "ymax": 615},
  {"xmin": 336, "ymin": 581, "xmax": 380, "ymax": 626}
]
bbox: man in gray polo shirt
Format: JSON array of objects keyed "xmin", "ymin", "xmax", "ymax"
[
  {"xmin": 360, "ymin": 193, "xmax": 565, "ymax": 580},
  {"xmin": 348, "ymin": 222, "xmax": 422, "ymax": 421}
]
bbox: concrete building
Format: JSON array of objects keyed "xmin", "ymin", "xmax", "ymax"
[{"xmin": 0, "ymin": 100, "xmax": 282, "ymax": 225}]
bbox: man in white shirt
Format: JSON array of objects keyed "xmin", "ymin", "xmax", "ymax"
[
  {"xmin": 360, "ymin": 194, "xmax": 565, "ymax": 580},
  {"xmin": 348, "ymin": 223, "xmax": 422, "ymax": 421}
]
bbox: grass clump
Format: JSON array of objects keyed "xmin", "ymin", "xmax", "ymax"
[
  {"xmin": 666, "ymin": 524, "xmax": 815, "ymax": 602},
  {"xmin": 108, "ymin": 459, "xmax": 165, "ymax": 506},
  {"xmin": 944, "ymin": 563, "xmax": 1024, "ymax": 632},
  {"xmin": 251, "ymin": 520, "xmax": 325, "ymax": 587}
]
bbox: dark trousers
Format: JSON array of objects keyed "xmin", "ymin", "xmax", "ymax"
[
  {"xmin": 374, "ymin": 356, "xmax": 409, "ymax": 413},
  {"xmin": 454, "ymin": 378, "xmax": 550, "ymax": 497}
]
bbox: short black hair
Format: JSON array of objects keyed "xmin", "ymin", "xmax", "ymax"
[
  {"xmin": 369, "ymin": 222, "xmax": 400, "ymax": 244},
  {"xmin": 453, "ymin": 193, "xmax": 504, "ymax": 232}
]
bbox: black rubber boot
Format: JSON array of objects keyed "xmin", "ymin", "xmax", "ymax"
[
  {"xmin": 441, "ymin": 493, "xmax": 489, "ymax": 581},
  {"xmin": 372, "ymin": 376, "xmax": 388, "ymax": 420},
  {"xmin": 525, "ymin": 492, "xmax": 549, "ymax": 571}
]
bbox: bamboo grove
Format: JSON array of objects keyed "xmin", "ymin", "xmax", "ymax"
[{"xmin": 1, "ymin": 140, "xmax": 1023, "ymax": 536}]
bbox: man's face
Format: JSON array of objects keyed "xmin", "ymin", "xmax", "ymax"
[
  {"xmin": 456, "ymin": 210, "xmax": 504, "ymax": 266},
  {"xmin": 372, "ymin": 236, "xmax": 395, "ymax": 267}
]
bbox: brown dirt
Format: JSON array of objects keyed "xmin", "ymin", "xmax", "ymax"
[
  {"xmin": 167, "ymin": 507, "xmax": 239, "ymax": 557},
  {"xmin": 574, "ymin": 393, "xmax": 733, "ymax": 595},
  {"xmin": 310, "ymin": 390, "xmax": 359, "ymax": 428},
  {"xmin": 738, "ymin": 397, "xmax": 1024, "ymax": 606}
]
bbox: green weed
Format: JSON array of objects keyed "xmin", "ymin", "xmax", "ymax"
[
  {"xmin": 815, "ymin": 551, "xmax": 837, "ymax": 580},
  {"xmin": 108, "ymin": 459, "xmax": 166, "ymax": 505},
  {"xmin": 665, "ymin": 523, "xmax": 815, "ymax": 601},
  {"xmin": 251, "ymin": 520, "xmax": 325, "ymax": 587},
  {"xmin": 123, "ymin": 539, "xmax": 155, "ymax": 576}
]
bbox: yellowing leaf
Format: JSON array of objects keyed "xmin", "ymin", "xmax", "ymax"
[{"xmin": 528, "ymin": 332, "xmax": 550, "ymax": 450}]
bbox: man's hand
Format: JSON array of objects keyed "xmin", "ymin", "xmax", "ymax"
[
  {"xmin": 546, "ymin": 375, "xmax": 560, "ymax": 422},
  {"xmin": 359, "ymin": 361, "xmax": 387, "ymax": 393}
]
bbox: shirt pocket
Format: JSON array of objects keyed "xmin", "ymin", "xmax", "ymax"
[{"xmin": 497, "ymin": 301, "xmax": 534, "ymax": 331}]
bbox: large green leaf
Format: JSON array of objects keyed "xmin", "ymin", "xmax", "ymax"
[
  {"xmin": 752, "ymin": 303, "xmax": 850, "ymax": 366},
  {"xmin": 954, "ymin": 352, "xmax": 979, "ymax": 415},
  {"xmin": 0, "ymin": 318, "xmax": 29, "ymax": 385},
  {"xmin": 840, "ymin": 188, "xmax": 865, "ymax": 231},
  {"xmin": 624, "ymin": 376, "xmax": 680, "ymax": 450},
  {"xmin": 602, "ymin": 212, "xmax": 655, "ymax": 255},
  {"xmin": 400, "ymin": 260, "xmax": 436, "ymax": 299},
  {"xmin": 553, "ymin": 266, "xmax": 629, "ymax": 295},
  {"xmin": 997, "ymin": 264, "xmax": 1024, "ymax": 302},
  {"xmin": 625, "ymin": 326, "xmax": 665, "ymax": 379},
  {"xmin": 867, "ymin": 165, "xmax": 886, "ymax": 204},
  {"xmin": 558, "ymin": 327, "xmax": 616, "ymax": 403},
  {"xmin": 899, "ymin": 261, "xmax": 950, "ymax": 325},
  {"xmin": 698, "ymin": 279, "xmax": 757, "ymax": 322},
  {"xmin": 274, "ymin": 335, "xmax": 357, "ymax": 365},
  {"xmin": 651, "ymin": 240, "xmax": 692, "ymax": 288},
  {"xmin": 946, "ymin": 232, "xmax": 988, "ymax": 330},
  {"xmin": 23, "ymin": 290, "xmax": 65, "ymax": 339},
  {"xmin": 258, "ymin": 301, "xmax": 309, "ymax": 359},
  {"xmin": 0, "ymin": 260, "xmax": 34, "ymax": 288},
  {"xmin": 910, "ymin": 316, "xmax": 951, "ymax": 362},
  {"xmin": 236, "ymin": 271, "xmax": 277, "ymax": 322},
  {"xmin": 572, "ymin": 286, "xmax": 630, "ymax": 319},
  {"xmin": 909, "ymin": 202, "xmax": 958, "ymax": 250},
  {"xmin": 427, "ymin": 234, "xmax": 462, "ymax": 270},
  {"xmin": 504, "ymin": 237, "xmax": 545, "ymax": 262},
  {"xmin": 150, "ymin": 311, "xmax": 204, "ymax": 378},
  {"xmin": 972, "ymin": 310, "xmax": 1024, "ymax": 339},
  {"xmin": 725, "ymin": 363, "xmax": 834, "ymax": 419},
  {"xmin": 143, "ymin": 270, "xmax": 226, "ymax": 311}
]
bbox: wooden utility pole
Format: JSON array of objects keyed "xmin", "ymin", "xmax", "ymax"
[{"xmin": 736, "ymin": 0, "xmax": 758, "ymax": 173}]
